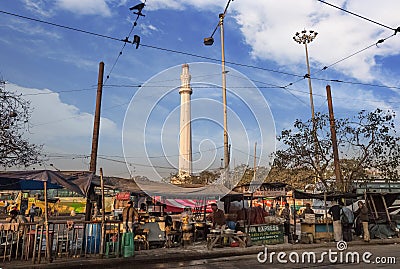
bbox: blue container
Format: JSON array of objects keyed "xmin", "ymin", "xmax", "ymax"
[{"xmin": 85, "ymin": 223, "xmax": 101, "ymax": 254}]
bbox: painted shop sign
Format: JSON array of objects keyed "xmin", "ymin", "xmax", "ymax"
[{"xmin": 245, "ymin": 224, "xmax": 284, "ymax": 245}]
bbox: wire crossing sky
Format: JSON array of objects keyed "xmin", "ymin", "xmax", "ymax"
[{"xmin": 0, "ymin": 0, "xmax": 399, "ymax": 179}]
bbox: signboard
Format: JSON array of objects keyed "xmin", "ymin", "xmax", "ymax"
[
  {"xmin": 252, "ymin": 189, "xmax": 286, "ymax": 198},
  {"xmin": 245, "ymin": 224, "xmax": 284, "ymax": 245},
  {"xmin": 234, "ymin": 184, "xmax": 286, "ymax": 197},
  {"xmin": 116, "ymin": 192, "xmax": 130, "ymax": 201}
]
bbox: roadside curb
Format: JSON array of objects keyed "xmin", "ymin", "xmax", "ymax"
[{"xmin": 6, "ymin": 238, "xmax": 400, "ymax": 269}]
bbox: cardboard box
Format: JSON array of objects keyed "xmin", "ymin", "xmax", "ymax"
[{"xmin": 304, "ymin": 213, "xmax": 315, "ymax": 224}]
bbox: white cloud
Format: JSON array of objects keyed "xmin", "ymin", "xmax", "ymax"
[
  {"xmin": 146, "ymin": 0, "xmax": 400, "ymax": 84},
  {"xmin": 55, "ymin": 0, "xmax": 112, "ymax": 17},
  {"xmin": 4, "ymin": 18, "xmax": 61, "ymax": 40},
  {"xmin": 139, "ymin": 24, "xmax": 160, "ymax": 36},
  {"xmin": 23, "ymin": 0, "xmax": 54, "ymax": 17},
  {"xmin": 6, "ymin": 82, "xmax": 118, "ymax": 144},
  {"xmin": 230, "ymin": 0, "xmax": 400, "ymax": 83}
]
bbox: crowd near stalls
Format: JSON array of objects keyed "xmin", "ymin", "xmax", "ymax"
[{"xmin": 1, "ymin": 170, "xmax": 400, "ymax": 265}]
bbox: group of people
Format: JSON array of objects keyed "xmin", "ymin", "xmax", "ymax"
[
  {"xmin": 8, "ymin": 203, "xmax": 37, "ymax": 223},
  {"xmin": 122, "ymin": 200, "xmax": 229, "ymax": 232},
  {"xmin": 280, "ymin": 200, "xmax": 370, "ymax": 243},
  {"xmin": 328, "ymin": 200, "xmax": 370, "ymax": 242}
]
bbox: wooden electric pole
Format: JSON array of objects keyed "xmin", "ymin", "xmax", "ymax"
[
  {"xmin": 86, "ymin": 61, "xmax": 104, "ymax": 221},
  {"xmin": 90, "ymin": 61, "xmax": 105, "ymax": 173},
  {"xmin": 326, "ymin": 85, "xmax": 343, "ymax": 191}
]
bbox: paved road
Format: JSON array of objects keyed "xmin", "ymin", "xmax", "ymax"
[{"xmin": 124, "ymin": 243, "xmax": 399, "ymax": 269}]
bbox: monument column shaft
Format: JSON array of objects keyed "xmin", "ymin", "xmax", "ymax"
[{"xmin": 178, "ymin": 64, "xmax": 192, "ymax": 177}]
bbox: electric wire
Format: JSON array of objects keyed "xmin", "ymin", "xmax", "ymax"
[
  {"xmin": 0, "ymin": 10, "xmax": 122, "ymax": 42},
  {"xmin": 2, "ymin": 8, "xmax": 399, "ymax": 128},
  {"xmin": 0, "ymin": 9, "xmax": 304, "ymax": 79},
  {"xmin": 20, "ymin": 87, "xmax": 96, "ymax": 96},
  {"xmin": 207, "ymin": 0, "xmax": 233, "ymax": 38},
  {"xmin": 104, "ymin": 0, "xmax": 147, "ymax": 83},
  {"xmin": 316, "ymin": 0, "xmax": 399, "ymax": 32},
  {"xmin": 313, "ymin": 33, "xmax": 396, "ymax": 75},
  {"xmin": 45, "ymin": 145, "xmax": 223, "ymax": 161},
  {"xmin": 284, "ymin": 33, "xmax": 397, "ymax": 89}
]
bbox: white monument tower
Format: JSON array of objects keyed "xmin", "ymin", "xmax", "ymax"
[{"xmin": 178, "ymin": 64, "xmax": 192, "ymax": 179}]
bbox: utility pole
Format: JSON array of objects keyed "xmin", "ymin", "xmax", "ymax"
[
  {"xmin": 86, "ymin": 61, "xmax": 104, "ymax": 221},
  {"xmin": 203, "ymin": 0, "xmax": 233, "ymax": 182},
  {"xmin": 90, "ymin": 61, "xmax": 104, "ymax": 173},
  {"xmin": 220, "ymin": 13, "xmax": 230, "ymax": 172},
  {"xmin": 326, "ymin": 85, "xmax": 343, "ymax": 191},
  {"xmin": 253, "ymin": 142, "xmax": 257, "ymax": 182}
]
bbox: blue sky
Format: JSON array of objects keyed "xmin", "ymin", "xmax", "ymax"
[{"xmin": 0, "ymin": 0, "xmax": 399, "ymax": 180}]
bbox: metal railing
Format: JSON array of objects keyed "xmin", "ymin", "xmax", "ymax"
[{"xmin": 0, "ymin": 220, "xmax": 123, "ymax": 264}]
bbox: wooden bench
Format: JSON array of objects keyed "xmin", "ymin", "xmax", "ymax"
[{"xmin": 206, "ymin": 233, "xmax": 248, "ymax": 250}]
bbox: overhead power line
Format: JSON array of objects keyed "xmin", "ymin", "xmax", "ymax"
[
  {"xmin": 283, "ymin": 33, "xmax": 397, "ymax": 89},
  {"xmin": 315, "ymin": 33, "xmax": 396, "ymax": 74},
  {"xmin": 316, "ymin": 0, "xmax": 400, "ymax": 33},
  {"xmin": 0, "ymin": 10, "xmax": 121, "ymax": 42},
  {"xmin": 2, "ymin": 8, "xmax": 398, "ymax": 88},
  {"xmin": 0, "ymin": 9, "xmax": 304, "ymax": 79},
  {"xmin": 105, "ymin": 0, "xmax": 147, "ymax": 83}
]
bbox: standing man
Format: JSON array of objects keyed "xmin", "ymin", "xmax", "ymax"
[
  {"xmin": 280, "ymin": 203, "xmax": 291, "ymax": 236},
  {"xmin": 206, "ymin": 203, "xmax": 226, "ymax": 228},
  {"xmin": 29, "ymin": 203, "xmax": 36, "ymax": 222},
  {"xmin": 341, "ymin": 205, "xmax": 354, "ymax": 242},
  {"xmin": 9, "ymin": 206, "xmax": 19, "ymax": 223},
  {"xmin": 328, "ymin": 201, "xmax": 342, "ymax": 242},
  {"xmin": 355, "ymin": 201, "xmax": 369, "ymax": 242},
  {"xmin": 122, "ymin": 201, "xmax": 139, "ymax": 233}
]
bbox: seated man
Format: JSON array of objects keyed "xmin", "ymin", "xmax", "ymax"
[{"xmin": 206, "ymin": 203, "xmax": 226, "ymax": 228}]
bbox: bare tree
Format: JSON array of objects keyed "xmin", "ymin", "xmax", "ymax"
[
  {"xmin": 273, "ymin": 109, "xmax": 400, "ymax": 191},
  {"xmin": 341, "ymin": 109, "xmax": 400, "ymax": 184},
  {"xmin": 0, "ymin": 81, "xmax": 42, "ymax": 168}
]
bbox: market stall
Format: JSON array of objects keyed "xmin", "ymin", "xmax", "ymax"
[
  {"xmin": 225, "ymin": 183, "xmax": 288, "ymax": 245},
  {"xmin": 100, "ymin": 178, "xmax": 242, "ymax": 248},
  {"xmin": 293, "ymin": 189, "xmax": 361, "ymax": 243}
]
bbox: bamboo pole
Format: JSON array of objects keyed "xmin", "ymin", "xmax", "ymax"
[
  {"xmin": 44, "ymin": 181, "xmax": 52, "ymax": 262},
  {"xmin": 100, "ymin": 168, "xmax": 105, "ymax": 256}
]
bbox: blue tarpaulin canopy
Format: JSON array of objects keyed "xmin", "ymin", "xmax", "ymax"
[{"xmin": 0, "ymin": 170, "xmax": 93, "ymax": 197}]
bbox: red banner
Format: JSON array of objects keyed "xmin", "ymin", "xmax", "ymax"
[{"xmin": 116, "ymin": 192, "xmax": 130, "ymax": 201}]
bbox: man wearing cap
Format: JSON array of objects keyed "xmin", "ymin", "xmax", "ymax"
[
  {"xmin": 207, "ymin": 203, "xmax": 226, "ymax": 228},
  {"xmin": 122, "ymin": 201, "xmax": 139, "ymax": 233}
]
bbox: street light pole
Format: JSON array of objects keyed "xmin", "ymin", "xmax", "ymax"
[
  {"xmin": 293, "ymin": 30, "xmax": 318, "ymax": 120},
  {"xmin": 293, "ymin": 30, "xmax": 320, "ymax": 181},
  {"xmin": 204, "ymin": 4, "xmax": 232, "ymax": 175},
  {"xmin": 219, "ymin": 13, "xmax": 230, "ymax": 171},
  {"xmin": 304, "ymin": 41, "xmax": 315, "ymax": 120}
]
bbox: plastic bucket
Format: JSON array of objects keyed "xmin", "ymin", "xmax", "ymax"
[{"xmin": 121, "ymin": 232, "xmax": 134, "ymax": 258}]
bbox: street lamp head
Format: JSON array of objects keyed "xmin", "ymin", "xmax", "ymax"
[
  {"xmin": 293, "ymin": 29, "xmax": 318, "ymax": 44},
  {"xmin": 204, "ymin": 37, "xmax": 214, "ymax": 46}
]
